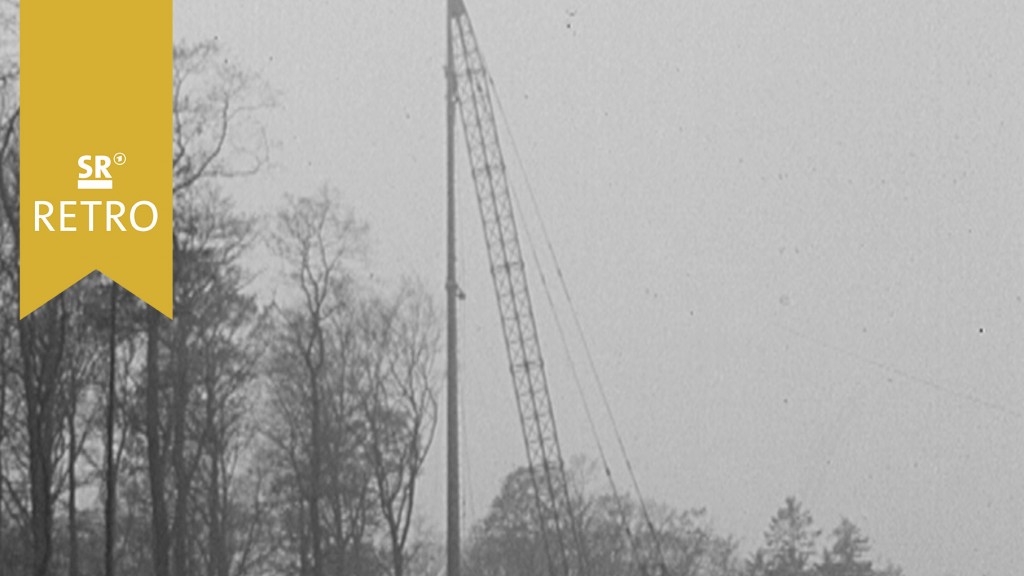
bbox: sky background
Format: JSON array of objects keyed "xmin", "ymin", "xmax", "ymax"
[{"xmin": 175, "ymin": 2, "xmax": 1023, "ymax": 575}]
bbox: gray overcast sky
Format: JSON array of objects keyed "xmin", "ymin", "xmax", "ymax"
[{"xmin": 176, "ymin": 2, "xmax": 1023, "ymax": 575}]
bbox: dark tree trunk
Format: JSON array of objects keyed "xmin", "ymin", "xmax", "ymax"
[
  {"xmin": 0, "ymin": 338, "xmax": 7, "ymax": 567},
  {"xmin": 307, "ymin": 323, "xmax": 324, "ymax": 576},
  {"xmin": 298, "ymin": 507, "xmax": 310, "ymax": 576},
  {"xmin": 23, "ymin": 304, "xmax": 68, "ymax": 576},
  {"xmin": 145, "ymin": 308, "xmax": 171, "ymax": 576},
  {"xmin": 104, "ymin": 284, "xmax": 117, "ymax": 576},
  {"xmin": 26, "ymin": 375, "xmax": 54, "ymax": 576},
  {"xmin": 67, "ymin": 398, "xmax": 79, "ymax": 576},
  {"xmin": 171, "ymin": 361, "xmax": 191, "ymax": 576},
  {"xmin": 208, "ymin": 454, "xmax": 227, "ymax": 576},
  {"xmin": 207, "ymin": 388, "xmax": 228, "ymax": 576},
  {"xmin": 308, "ymin": 378, "xmax": 323, "ymax": 576}
]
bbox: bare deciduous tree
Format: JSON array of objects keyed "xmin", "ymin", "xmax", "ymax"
[
  {"xmin": 142, "ymin": 40, "xmax": 272, "ymax": 576},
  {"xmin": 360, "ymin": 284, "xmax": 440, "ymax": 576},
  {"xmin": 265, "ymin": 189, "xmax": 368, "ymax": 576}
]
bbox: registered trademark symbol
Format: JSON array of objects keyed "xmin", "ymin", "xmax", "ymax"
[{"xmin": 113, "ymin": 152, "xmax": 127, "ymax": 166}]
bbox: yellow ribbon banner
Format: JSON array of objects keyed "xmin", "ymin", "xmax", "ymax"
[{"xmin": 20, "ymin": 0, "xmax": 172, "ymax": 318}]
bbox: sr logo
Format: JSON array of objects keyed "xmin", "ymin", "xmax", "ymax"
[{"xmin": 77, "ymin": 153, "xmax": 126, "ymax": 189}]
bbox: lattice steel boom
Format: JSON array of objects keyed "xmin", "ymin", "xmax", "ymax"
[{"xmin": 449, "ymin": 2, "xmax": 587, "ymax": 576}]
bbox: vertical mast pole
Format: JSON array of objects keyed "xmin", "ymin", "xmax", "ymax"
[{"xmin": 445, "ymin": 0, "xmax": 460, "ymax": 575}]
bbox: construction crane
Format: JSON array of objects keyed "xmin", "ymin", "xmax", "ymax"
[
  {"xmin": 444, "ymin": 3, "xmax": 674, "ymax": 576},
  {"xmin": 445, "ymin": 1, "xmax": 587, "ymax": 576}
]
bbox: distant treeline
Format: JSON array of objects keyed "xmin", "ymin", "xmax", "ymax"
[{"xmin": 464, "ymin": 462, "xmax": 903, "ymax": 576}]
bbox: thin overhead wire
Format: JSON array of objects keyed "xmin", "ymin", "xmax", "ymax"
[
  {"xmin": 775, "ymin": 323, "xmax": 1022, "ymax": 420},
  {"xmin": 486, "ymin": 70, "xmax": 666, "ymax": 572},
  {"xmin": 503, "ymin": 123, "xmax": 644, "ymax": 564}
]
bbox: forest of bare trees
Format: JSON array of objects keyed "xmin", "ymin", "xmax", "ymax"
[
  {"xmin": 0, "ymin": 23, "xmax": 445, "ymax": 576},
  {"xmin": 0, "ymin": 9, "xmax": 909, "ymax": 575}
]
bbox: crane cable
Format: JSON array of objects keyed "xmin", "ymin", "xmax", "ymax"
[
  {"xmin": 505, "ymin": 139, "xmax": 643, "ymax": 568},
  {"xmin": 478, "ymin": 62, "xmax": 638, "ymax": 562},
  {"xmin": 486, "ymin": 70, "xmax": 668, "ymax": 574}
]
